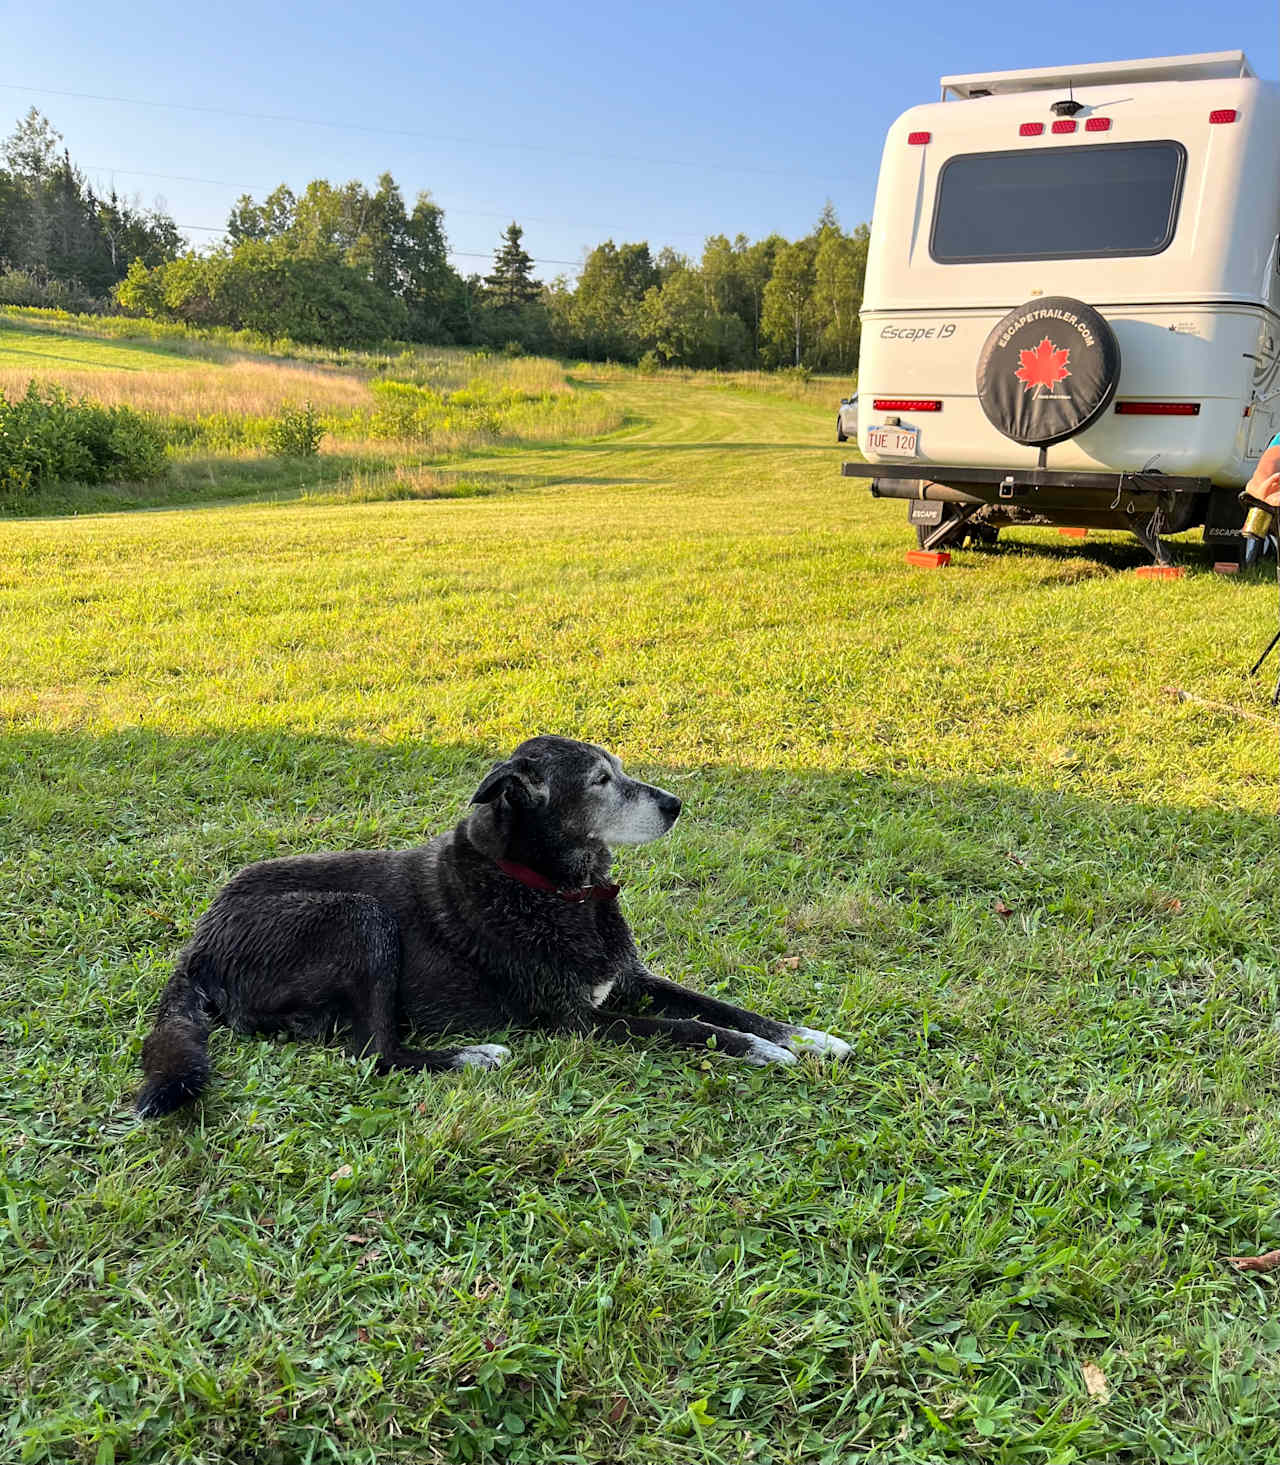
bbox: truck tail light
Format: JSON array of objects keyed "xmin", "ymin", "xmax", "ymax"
[
  {"xmin": 1114, "ymin": 401, "xmax": 1201, "ymax": 416},
  {"xmin": 1209, "ymin": 109, "xmax": 1238, "ymax": 124},
  {"xmin": 1051, "ymin": 119, "xmax": 1077, "ymax": 134},
  {"xmin": 1085, "ymin": 117, "xmax": 1111, "ymax": 131},
  {"xmin": 907, "ymin": 131, "xmax": 931, "ymax": 145},
  {"xmin": 1019, "ymin": 122, "xmax": 1044, "ymax": 136},
  {"xmin": 873, "ymin": 398, "xmax": 942, "ymax": 412}
]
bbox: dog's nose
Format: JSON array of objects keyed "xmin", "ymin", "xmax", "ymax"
[{"xmin": 658, "ymin": 793, "xmax": 682, "ymax": 821}]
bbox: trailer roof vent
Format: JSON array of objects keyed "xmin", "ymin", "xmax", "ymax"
[{"xmin": 1051, "ymin": 98, "xmax": 1084, "ymax": 116}]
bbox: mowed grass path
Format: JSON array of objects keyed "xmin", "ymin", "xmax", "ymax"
[
  {"xmin": 4, "ymin": 371, "xmax": 1280, "ymax": 1463},
  {"xmin": 0, "ymin": 320, "xmax": 202, "ymax": 372}
]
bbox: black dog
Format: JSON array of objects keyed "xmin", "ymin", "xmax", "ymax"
[{"xmin": 137, "ymin": 736, "xmax": 850, "ymax": 1116}]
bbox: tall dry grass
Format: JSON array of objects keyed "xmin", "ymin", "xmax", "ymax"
[
  {"xmin": 381, "ymin": 349, "xmax": 575, "ymax": 397},
  {"xmin": 0, "ymin": 345, "xmax": 582, "ymax": 426},
  {"xmin": 299, "ymin": 463, "xmax": 528, "ymax": 504},
  {"xmin": 0, "ymin": 358, "xmax": 373, "ymax": 420},
  {"xmin": 582, "ymin": 359, "xmax": 850, "ymax": 407},
  {"xmin": 0, "ymin": 356, "xmax": 625, "ymax": 462},
  {"xmin": 1, "ymin": 317, "xmax": 626, "ymax": 478},
  {"xmin": 709, "ymin": 368, "xmax": 853, "ymax": 406}
]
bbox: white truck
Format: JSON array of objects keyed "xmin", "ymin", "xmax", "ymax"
[{"xmin": 842, "ymin": 51, "xmax": 1280, "ymax": 562}]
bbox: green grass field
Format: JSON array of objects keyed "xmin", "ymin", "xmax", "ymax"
[
  {"xmin": 0, "ymin": 324, "xmax": 195, "ymax": 373},
  {"xmin": 0, "ymin": 310, "xmax": 625, "ymax": 515},
  {"xmin": 3, "ymin": 321, "xmax": 1280, "ymax": 1463}
]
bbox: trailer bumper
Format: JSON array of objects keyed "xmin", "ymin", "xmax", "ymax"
[{"xmin": 842, "ymin": 459, "xmax": 1213, "ymax": 534}]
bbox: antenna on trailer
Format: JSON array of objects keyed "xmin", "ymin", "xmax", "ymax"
[{"xmin": 1051, "ymin": 82, "xmax": 1084, "ymax": 118}]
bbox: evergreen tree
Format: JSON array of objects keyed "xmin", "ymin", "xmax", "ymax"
[
  {"xmin": 3, "ymin": 107, "xmax": 60, "ymax": 179},
  {"xmin": 2, "ymin": 109, "xmax": 59, "ymax": 275},
  {"xmin": 0, "ymin": 108, "xmax": 180, "ymax": 301},
  {"xmin": 484, "ymin": 222, "xmax": 540, "ymax": 309},
  {"xmin": 812, "ymin": 200, "xmax": 841, "ymax": 243}
]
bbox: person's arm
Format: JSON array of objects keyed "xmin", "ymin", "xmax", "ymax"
[{"xmin": 1245, "ymin": 440, "xmax": 1280, "ymax": 508}]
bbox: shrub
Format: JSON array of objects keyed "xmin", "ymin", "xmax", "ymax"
[
  {"xmin": 0, "ymin": 381, "xmax": 167, "ymax": 497},
  {"xmin": 368, "ymin": 380, "xmax": 442, "ymax": 440},
  {"xmin": 267, "ymin": 402, "xmax": 324, "ymax": 458},
  {"xmin": 637, "ymin": 350, "xmax": 662, "ymax": 375},
  {"xmin": 115, "ymin": 243, "xmax": 410, "ymax": 347},
  {"xmin": 0, "ymin": 268, "xmax": 111, "ymax": 315},
  {"xmin": 501, "ymin": 339, "xmax": 525, "ymax": 358}
]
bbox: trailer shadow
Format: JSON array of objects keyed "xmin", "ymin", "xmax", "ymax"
[
  {"xmin": 960, "ymin": 529, "xmax": 1242, "ymax": 571},
  {"xmin": 7, "ymin": 725, "xmax": 1280, "ymax": 1455},
  {"xmin": 5, "ymin": 723, "xmax": 1275, "ymax": 1069}
]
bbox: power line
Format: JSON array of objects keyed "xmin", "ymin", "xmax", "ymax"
[
  {"xmin": 0, "ymin": 80, "xmax": 832, "ymax": 184},
  {"xmin": 83, "ymin": 164, "xmax": 237, "ymax": 187},
  {"xmin": 169, "ymin": 220, "xmax": 583, "ymax": 271},
  {"xmin": 451, "ymin": 250, "xmax": 581, "ymax": 268},
  {"xmin": 79, "ymin": 162, "xmax": 713, "ymax": 242}
]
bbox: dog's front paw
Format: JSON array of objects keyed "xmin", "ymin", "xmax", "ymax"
[
  {"xmin": 453, "ymin": 1044, "xmax": 512, "ymax": 1071},
  {"xmin": 740, "ymin": 1035, "xmax": 799, "ymax": 1067},
  {"xmin": 785, "ymin": 1026, "xmax": 852, "ymax": 1060}
]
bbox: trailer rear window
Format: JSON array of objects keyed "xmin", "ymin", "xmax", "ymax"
[{"xmin": 930, "ymin": 141, "xmax": 1186, "ymax": 263}]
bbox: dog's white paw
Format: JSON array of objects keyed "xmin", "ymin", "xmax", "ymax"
[
  {"xmin": 740, "ymin": 1035, "xmax": 799, "ymax": 1067},
  {"xmin": 785, "ymin": 1026, "xmax": 852, "ymax": 1060},
  {"xmin": 453, "ymin": 1044, "xmax": 512, "ymax": 1071}
]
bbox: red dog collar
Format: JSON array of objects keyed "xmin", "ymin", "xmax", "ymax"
[{"xmin": 496, "ymin": 858, "xmax": 620, "ymax": 904}]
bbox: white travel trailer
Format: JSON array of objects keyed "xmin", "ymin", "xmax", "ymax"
[{"xmin": 842, "ymin": 51, "xmax": 1280, "ymax": 561}]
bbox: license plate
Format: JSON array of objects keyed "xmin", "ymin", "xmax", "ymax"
[{"xmin": 867, "ymin": 425, "xmax": 919, "ymax": 457}]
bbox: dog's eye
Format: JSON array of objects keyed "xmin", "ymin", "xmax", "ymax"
[{"xmin": 592, "ymin": 771, "xmax": 611, "ymax": 786}]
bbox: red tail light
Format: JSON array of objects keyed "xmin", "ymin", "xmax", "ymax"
[
  {"xmin": 907, "ymin": 131, "xmax": 931, "ymax": 145},
  {"xmin": 1209, "ymin": 109, "xmax": 1238, "ymax": 124},
  {"xmin": 1114, "ymin": 401, "xmax": 1200, "ymax": 416},
  {"xmin": 1085, "ymin": 117, "xmax": 1111, "ymax": 131},
  {"xmin": 1051, "ymin": 119, "xmax": 1077, "ymax": 134},
  {"xmin": 873, "ymin": 398, "xmax": 942, "ymax": 412},
  {"xmin": 1019, "ymin": 122, "xmax": 1044, "ymax": 136}
]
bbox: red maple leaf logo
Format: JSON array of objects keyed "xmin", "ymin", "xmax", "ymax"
[{"xmin": 1014, "ymin": 336, "xmax": 1071, "ymax": 395}]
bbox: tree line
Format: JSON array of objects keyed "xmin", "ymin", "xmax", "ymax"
[
  {"xmin": 1, "ymin": 109, "xmax": 869, "ymax": 371},
  {"xmin": 0, "ymin": 111, "xmax": 182, "ymax": 310}
]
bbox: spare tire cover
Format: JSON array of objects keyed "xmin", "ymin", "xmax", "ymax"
[{"xmin": 976, "ymin": 296, "xmax": 1120, "ymax": 448}]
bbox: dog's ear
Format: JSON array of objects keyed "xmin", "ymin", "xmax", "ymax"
[{"xmin": 470, "ymin": 757, "xmax": 548, "ymax": 809}]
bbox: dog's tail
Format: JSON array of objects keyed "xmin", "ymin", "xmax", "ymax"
[{"xmin": 136, "ymin": 951, "xmax": 221, "ymax": 1118}]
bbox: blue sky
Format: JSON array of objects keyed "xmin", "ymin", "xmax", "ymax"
[{"xmin": 3, "ymin": 2, "xmax": 1275, "ymax": 280}]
